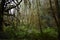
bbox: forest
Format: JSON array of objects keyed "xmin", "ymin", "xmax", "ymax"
[{"xmin": 0, "ymin": 0, "xmax": 60, "ymax": 40}]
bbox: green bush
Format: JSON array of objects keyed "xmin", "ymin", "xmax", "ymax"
[{"xmin": 4, "ymin": 26, "xmax": 58, "ymax": 40}]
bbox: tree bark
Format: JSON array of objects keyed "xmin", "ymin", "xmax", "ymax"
[
  {"xmin": 49, "ymin": 0, "xmax": 60, "ymax": 40},
  {"xmin": 54, "ymin": 0, "xmax": 60, "ymax": 40},
  {"xmin": 0, "ymin": 0, "xmax": 5, "ymax": 32},
  {"xmin": 0, "ymin": 0, "xmax": 8, "ymax": 39}
]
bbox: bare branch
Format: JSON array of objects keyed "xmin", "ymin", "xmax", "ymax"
[{"xmin": 5, "ymin": 0, "xmax": 22, "ymax": 12}]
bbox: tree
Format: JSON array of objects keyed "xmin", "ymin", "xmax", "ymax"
[
  {"xmin": 0, "ymin": 0, "xmax": 5, "ymax": 32},
  {"xmin": 0, "ymin": 0, "xmax": 22, "ymax": 38},
  {"xmin": 49, "ymin": 0, "xmax": 60, "ymax": 40},
  {"xmin": 54, "ymin": 0, "xmax": 60, "ymax": 40}
]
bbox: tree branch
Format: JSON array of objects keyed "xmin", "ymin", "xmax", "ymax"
[{"xmin": 5, "ymin": 0, "xmax": 22, "ymax": 12}]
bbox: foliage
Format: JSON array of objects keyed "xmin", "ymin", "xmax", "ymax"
[
  {"xmin": 4, "ymin": 25, "xmax": 58, "ymax": 40},
  {"xmin": 0, "ymin": 0, "xmax": 59, "ymax": 40}
]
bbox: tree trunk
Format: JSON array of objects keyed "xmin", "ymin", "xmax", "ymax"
[
  {"xmin": 0, "ymin": 0, "xmax": 5, "ymax": 39},
  {"xmin": 49, "ymin": 0, "xmax": 60, "ymax": 40},
  {"xmin": 0, "ymin": 0, "xmax": 5, "ymax": 32},
  {"xmin": 54, "ymin": 0, "xmax": 60, "ymax": 40}
]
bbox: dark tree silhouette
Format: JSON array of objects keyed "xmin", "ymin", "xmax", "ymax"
[
  {"xmin": 54, "ymin": 0, "xmax": 60, "ymax": 40},
  {"xmin": 49, "ymin": 0, "xmax": 60, "ymax": 40},
  {"xmin": 0, "ymin": 0, "xmax": 5, "ymax": 32},
  {"xmin": 0, "ymin": 0, "xmax": 22, "ymax": 39}
]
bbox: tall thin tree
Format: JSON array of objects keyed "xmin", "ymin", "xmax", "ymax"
[{"xmin": 49, "ymin": 0, "xmax": 60, "ymax": 40}]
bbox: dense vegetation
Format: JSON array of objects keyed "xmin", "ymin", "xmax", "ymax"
[{"xmin": 0, "ymin": 0, "xmax": 60, "ymax": 40}]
